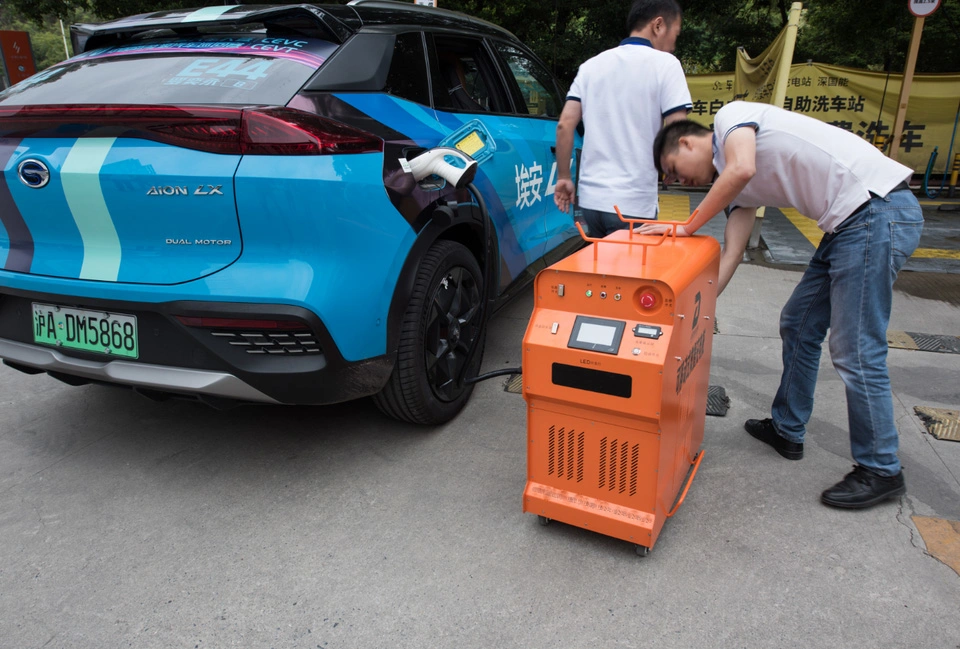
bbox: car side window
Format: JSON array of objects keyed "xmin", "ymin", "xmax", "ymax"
[
  {"xmin": 491, "ymin": 42, "xmax": 562, "ymax": 118},
  {"xmin": 429, "ymin": 34, "xmax": 509, "ymax": 114},
  {"xmin": 384, "ymin": 32, "xmax": 430, "ymax": 105}
]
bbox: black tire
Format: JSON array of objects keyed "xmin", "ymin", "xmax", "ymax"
[{"xmin": 374, "ymin": 240, "xmax": 486, "ymax": 425}]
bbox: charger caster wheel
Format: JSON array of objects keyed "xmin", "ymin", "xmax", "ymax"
[
  {"xmin": 635, "ymin": 545, "xmax": 651, "ymax": 557},
  {"xmin": 538, "ymin": 515, "xmax": 551, "ymax": 526}
]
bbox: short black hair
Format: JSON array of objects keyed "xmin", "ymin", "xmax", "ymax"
[
  {"xmin": 652, "ymin": 119, "xmax": 712, "ymax": 174},
  {"xmin": 627, "ymin": 0, "xmax": 683, "ymax": 33}
]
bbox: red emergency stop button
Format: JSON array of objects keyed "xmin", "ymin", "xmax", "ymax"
[{"xmin": 634, "ymin": 286, "xmax": 663, "ymax": 312}]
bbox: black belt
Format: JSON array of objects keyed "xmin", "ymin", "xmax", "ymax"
[{"xmin": 854, "ymin": 181, "xmax": 910, "ymax": 215}]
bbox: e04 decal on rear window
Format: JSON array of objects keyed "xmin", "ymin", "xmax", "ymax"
[{"xmin": 174, "ymin": 58, "xmax": 273, "ymax": 80}]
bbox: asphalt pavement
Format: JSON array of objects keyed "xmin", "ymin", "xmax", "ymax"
[{"xmin": 0, "ymin": 196, "xmax": 958, "ymax": 648}]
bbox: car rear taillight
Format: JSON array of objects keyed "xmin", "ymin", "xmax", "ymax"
[
  {"xmin": 146, "ymin": 108, "xmax": 242, "ymax": 154},
  {"xmin": 241, "ymin": 108, "xmax": 382, "ymax": 155},
  {"xmin": 0, "ymin": 105, "xmax": 382, "ymax": 156}
]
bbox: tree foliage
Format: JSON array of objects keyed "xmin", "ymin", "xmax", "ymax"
[
  {"xmin": 2, "ymin": 0, "xmax": 959, "ymax": 83},
  {"xmin": 438, "ymin": 0, "xmax": 626, "ymax": 91},
  {"xmin": 0, "ymin": 3, "xmax": 99, "ymax": 70},
  {"xmin": 678, "ymin": 0, "xmax": 784, "ymax": 73},
  {"xmin": 796, "ymin": 0, "xmax": 960, "ymax": 73},
  {"xmin": 0, "ymin": 0, "xmax": 193, "ymax": 23}
]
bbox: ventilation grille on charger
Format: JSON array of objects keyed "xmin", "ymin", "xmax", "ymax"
[
  {"xmin": 599, "ymin": 436, "xmax": 640, "ymax": 496},
  {"xmin": 547, "ymin": 426, "xmax": 584, "ymax": 482}
]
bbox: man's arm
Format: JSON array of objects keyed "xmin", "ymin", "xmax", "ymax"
[
  {"xmin": 553, "ymin": 99, "xmax": 582, "ymax": 213},
  {"xmin": 718, "ymin": 206, "xmax": 757, "ymax": 294}
]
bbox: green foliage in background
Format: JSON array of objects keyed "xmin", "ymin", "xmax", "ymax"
[
  {"xmin": 430, "ymin": 0, "xmax": 960, "ymax": 83},
  {"xmin": 2, "ymin": 7, "xmax": 69, "ymax": 70},
  {"xmin": 0, "ymin": 3, "xmax": 100, "ymax": 70}
]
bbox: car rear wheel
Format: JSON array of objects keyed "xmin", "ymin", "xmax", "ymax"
[{"xmin": 374, "ymin": 240, "xmax": 486, "ymax": 425}]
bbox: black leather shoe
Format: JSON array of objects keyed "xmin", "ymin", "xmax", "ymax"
[
  {"xmin": 821, "ymin": 465, "xmax": 906, "ymax": 509},
  {"xmin": 744, "ymin": 418, "xmax": 803, "ymax": 460}
]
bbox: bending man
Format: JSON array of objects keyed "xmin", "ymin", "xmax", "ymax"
[{"xmin": 644, "ymin": 101, "xmax": 923, "ymax": 509}]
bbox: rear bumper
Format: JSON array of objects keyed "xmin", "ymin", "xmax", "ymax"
[
  {"xmin": 0, "ymin": 289, "xmax": 394, "ymax": 405},
  {"xmin": 0, "ymin": 338, "xmax": 279, "ymax": 403}
]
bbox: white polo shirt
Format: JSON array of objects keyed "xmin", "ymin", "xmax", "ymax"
[
  {"xmin": 713, "ymin": 101, "xmax": 912, "ymax": 233},
  {"xmin": 569, "ymin": 37, "xmax": 691, "ymax": 217}
]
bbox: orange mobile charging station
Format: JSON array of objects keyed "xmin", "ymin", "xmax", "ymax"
[{"xmin": 522, "ymin": 219, "xmax": 719, "ymax": 555}]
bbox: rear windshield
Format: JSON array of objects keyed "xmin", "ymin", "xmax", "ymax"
[{"xmin": 0, "ymin": 35, "xmax": 338, "ymax": 107}]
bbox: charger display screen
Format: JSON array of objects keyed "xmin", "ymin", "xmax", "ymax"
[
  {"xmin": 567, "ymin": 316, "xmax": 625, "ymax": 355},
  {"xmin": 577, "ymin": 322, "xmax": 616, "ymax": 346}
]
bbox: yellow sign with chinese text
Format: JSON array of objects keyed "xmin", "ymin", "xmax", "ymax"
[
  {"xmin": 688, "ymin": 63, "xmax": 960, "ymax": 174},
  {"xmin": 733, "ymin": 28, "xmax": 787, "ymax": 103}
]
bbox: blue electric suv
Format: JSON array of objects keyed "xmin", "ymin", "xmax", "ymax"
[{"xmin": 0, "ymin": 1, "xmax": 582, "ymax": 424}]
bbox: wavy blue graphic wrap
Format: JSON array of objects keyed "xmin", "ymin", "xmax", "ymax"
[
  {"xmin": 0, "ymin": 197, "xmax": 9, "ymax": 269},
  {"xmin": 61, "ymin": 137, "xmax": 123, "ymax": 281},
  {"xmin": 0, "ymin": 140, "xmax": 27, "ymax": 271},
  {"xmin": 97, "ymin": 140, "xmax": 242, "ymax": 284},
  {"xmin": 5, "ymin": 138, "xmax": 80, "ymax": 277},
  {"xmin": 333, "ymin": 94, "xmax": 572, "ymax": 282},
  {"xmin": 432, "ymin": 107, "xmax": 554, "ymax": 268},
  {"xmin": 232, "ymin": 153, "xmax": 416, "ymax": 361},
  {"xmin": 6, "ymin": 137, "xmax": 243, "ymax": 284}
]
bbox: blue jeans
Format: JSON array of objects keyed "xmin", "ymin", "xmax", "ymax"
[
  {"xmin": 580, "ymin": 207, "xmax": 654, "ymax": 237},
  {"xmin": 770, "ymin": 189, "xmax": 923, "ymax": 476}
]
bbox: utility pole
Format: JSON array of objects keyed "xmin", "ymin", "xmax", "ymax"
[
  {"xmin": 890, "ymin": 0, "xmax": 941, "ymax": 161},
  {"xmin": 60, "ymin": 19, "xmax": 70, "ymax": 59},
  {"xmin": 771, "ymin": 2, "xmax": 803, "ymax": 110},
  {"xmin": 748, "ymin": 2, "xmax": 802, "ymax": 249}
]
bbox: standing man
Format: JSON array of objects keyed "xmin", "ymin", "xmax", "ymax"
[
  {"xmin": 554, "ymin": 0, "xmax": 691, "ymax": 237},
  {"xmin": 645, "ymin": 101, "xmax": 923, "ymax": 509}
]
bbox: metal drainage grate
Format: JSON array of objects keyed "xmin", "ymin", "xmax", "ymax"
[
  {"xmin": 211, "ymin": 330, "xmax": 322, "ymax": 355},
  {"xmin": 908, "ymin": 332, "xmax": 960, "ymax": 354},
  {"xmin": 914, "ymin": 406, "xmax": 960, "ymax": 442},
  {"xmin": 887, "ymin": 331, "xmax": 960, "ymax": 354},
  {"xmin": 504, "ymin": 373, "xmax": 523, "ymax": 394}
]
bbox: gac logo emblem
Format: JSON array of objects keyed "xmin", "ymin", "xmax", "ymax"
[{"xmin": 17, "ymin": 159, "xmax": 50, "ymax": 188}]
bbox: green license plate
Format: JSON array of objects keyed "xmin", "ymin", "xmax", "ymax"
[{"xmin": 32, "ymin": 303, "xmax": 139, "ymax": 359}]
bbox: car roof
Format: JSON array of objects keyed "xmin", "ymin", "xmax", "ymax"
[{"xmin": 70, "ymin": 2, "xmax": 518, "ymax": 55}]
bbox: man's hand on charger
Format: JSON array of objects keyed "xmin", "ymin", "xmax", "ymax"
[{"xmin": 632, "ymin": 222, "xmax": 690, "ymax": 237}]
